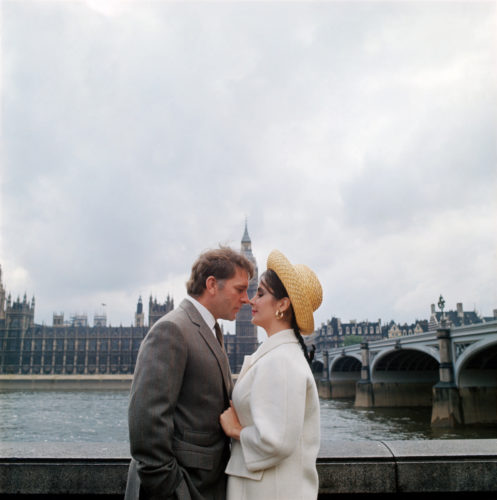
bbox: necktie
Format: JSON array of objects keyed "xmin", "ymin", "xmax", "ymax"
[{"xmin": 214, "ymin": 322, "xmax": 224, "ymax": 348}]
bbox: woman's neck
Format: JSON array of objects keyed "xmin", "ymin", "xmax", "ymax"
[{"xmin": 265, "ymin": 322, "xmax": 292, "ymax": 337}]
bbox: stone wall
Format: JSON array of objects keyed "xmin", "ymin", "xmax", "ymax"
[{"xmin": 1, "ymin": 440, "xmax": 496, "ymax": 498}]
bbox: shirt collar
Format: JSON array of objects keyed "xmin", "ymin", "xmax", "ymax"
[{"xmin": 185, "ymin": 295, "xmax": 216, "ymax": 333}]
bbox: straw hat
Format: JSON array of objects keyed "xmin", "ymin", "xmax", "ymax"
[{"xmin": 267, "ymin": 249, "xmax": 323, "ymax": 335}]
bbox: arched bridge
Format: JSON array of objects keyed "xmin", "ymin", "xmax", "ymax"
[{"xmin": 314, "ymin": 320, "xmax": 497, "ymax": 427}]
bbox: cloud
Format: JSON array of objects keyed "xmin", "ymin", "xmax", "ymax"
[{"xmin": 1, "ymin": 0, "xmax": 496, "ymax": 328}]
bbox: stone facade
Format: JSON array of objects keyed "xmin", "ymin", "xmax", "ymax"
[
  {"xmin": 428, "ymin": 302, "xmax": 494, "ymax": 330},
  {"xmin": 310, "ymin": 317, "xmax": 385, "ymax": 352},
  {"xmin": 0, "ymin": 323, "xmax": 147, "ymax": 375},
  {"xmin": 387, "ymin": 320, "xmax": 429, "ymax": 338},
  {"xmin": 0, "ymin": 225, "xmax": 260, "ymax": 375}
]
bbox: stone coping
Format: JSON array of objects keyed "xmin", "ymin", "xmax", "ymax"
[
  {"xmin": 2, "ymin": 439, "xmax": 493, "ymax": 460},
  {"xmin": 0, "ymin": 440, "xmax": 496, "ymax": 495}
]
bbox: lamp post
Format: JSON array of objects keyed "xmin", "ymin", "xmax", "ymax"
[{"xmin": 431, "ymin": 295, "xmax": 464, "ymax": 427}]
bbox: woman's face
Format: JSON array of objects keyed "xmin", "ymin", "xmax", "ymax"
[{"xmin": 249, "ymin": 281, "xmax": 279, "ymax": 329}]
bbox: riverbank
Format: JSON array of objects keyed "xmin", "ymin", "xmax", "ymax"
[{"xmin": 0, "ymin": 375, "xmax": 132, "ymax": 390}]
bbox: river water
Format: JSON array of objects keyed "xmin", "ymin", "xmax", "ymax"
[{"xmin": 0, "ymin": 390, "xmax": 496, "ymax": 442}]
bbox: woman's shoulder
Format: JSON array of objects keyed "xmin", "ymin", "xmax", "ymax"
[{"xmin": 263, "ymin": 341, "xmax": 309, "ymax": 369}]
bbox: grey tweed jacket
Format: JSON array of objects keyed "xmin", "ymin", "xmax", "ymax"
[{"xmin": 125, "ymin": 299, "xmax": 234, "ymax": 500}]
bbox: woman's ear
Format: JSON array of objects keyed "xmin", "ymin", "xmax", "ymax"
[{"xmin": 278, "ymin": 297, "xmax": 291, "ymax": 314}]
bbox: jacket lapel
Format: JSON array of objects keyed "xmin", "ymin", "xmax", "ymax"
[{"xmin": 180, "ymin": 299, "xmax": 233, "ymax": 395}]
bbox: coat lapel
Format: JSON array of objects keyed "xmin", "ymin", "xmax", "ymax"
[
  {"xmin": 236, "ymin": 329, "xmax": 297, "ymax": 384},
  {"xmin": 179, "ymin": 299, "xmax": 233, "ymax": 395}
]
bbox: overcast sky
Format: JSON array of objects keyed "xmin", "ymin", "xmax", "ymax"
[{"xmin": 1, "ymin": 0, "xmax": 496, "ymax": 336}]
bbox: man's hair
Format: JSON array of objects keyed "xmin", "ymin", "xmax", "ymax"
[{"xmin": 186, "ymin": 246, "xmax": 255, "ymax": 296}]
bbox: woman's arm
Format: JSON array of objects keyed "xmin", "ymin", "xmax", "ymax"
[{"xmin": 239, "ymin": 349, "xmax": 307, "ymax": 471}]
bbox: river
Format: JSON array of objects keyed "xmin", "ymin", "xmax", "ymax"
[{"xmin": 0, "ymin": 390, "xmax": 495, "ymax": 442}]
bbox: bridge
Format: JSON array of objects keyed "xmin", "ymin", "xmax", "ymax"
[{"xmin": 314, "ymin": 320, "xmax": 497, "ymax": 427}]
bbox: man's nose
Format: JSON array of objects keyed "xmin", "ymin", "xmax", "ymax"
[{"xmin": 241, "ymin": 291, "xmax": 250, "ymax": 303}]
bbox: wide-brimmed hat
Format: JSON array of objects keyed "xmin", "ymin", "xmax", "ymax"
[{"xmin": 267, "ymin": 249, "xmax": 323, "ymax": 335}]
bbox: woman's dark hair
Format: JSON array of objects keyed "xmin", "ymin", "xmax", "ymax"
[{"xmin": 260, "ymin": 269, "xmax": 311, "ymax": 364}]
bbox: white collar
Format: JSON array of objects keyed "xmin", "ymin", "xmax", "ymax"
[
  {"xmin": 185, "ymin": 295, "xmax": 216, "ymax": 333},
  {"xmin": 237, "ymin": 329, "xmax": 298, "ymax": 382},
  {"xmin": 251, "ymin": 329, "xmax": 297, "ymax": 363}
]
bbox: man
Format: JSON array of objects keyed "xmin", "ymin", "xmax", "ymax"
[{"xmin": 125, "ymin": 247, "xmax": 254, "ymax": 500}]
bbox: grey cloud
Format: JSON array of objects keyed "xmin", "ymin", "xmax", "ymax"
[{"xmin": 2, "ymin": 1, "xmax": 496, "ymax": 325}]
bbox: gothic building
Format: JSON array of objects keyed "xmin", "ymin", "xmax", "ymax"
[
  {"xmin": 148, "ymin": 295, "xmax": 175, "ymax": 327},
  {"xmin": 224, "ymin": 222, "xmax": 259, "ymax": 373},
  {"xmin": 0, "ymin": 225, "xmax": 260, "ymax": 375}
]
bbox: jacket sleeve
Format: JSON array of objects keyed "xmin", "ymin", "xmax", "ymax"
[
  {"xmin": 128, "ymin": 320, "xmax": 187, "ymax": 499},
  {"xmin": 239, "ymin": 350, "xmax": 307, "ymax": 472}
]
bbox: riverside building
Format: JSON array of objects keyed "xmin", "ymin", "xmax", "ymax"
[{"xmin": 0, "ymin": 225, "xmax": 259, "ymax": 375}]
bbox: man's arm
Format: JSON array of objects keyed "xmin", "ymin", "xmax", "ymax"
[{"xmin": 128, "ymin": 320, "xmax": 187, "ymax": 499}]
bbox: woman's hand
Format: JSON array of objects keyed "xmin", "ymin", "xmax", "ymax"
[{"xmin": 220, "ymin": 401, "xmax": 242, "ymax": 440}]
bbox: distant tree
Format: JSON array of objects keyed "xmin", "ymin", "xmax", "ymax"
[{"xmin": 343, "ymin": 335, "xmax": 363, "ymax": 346}]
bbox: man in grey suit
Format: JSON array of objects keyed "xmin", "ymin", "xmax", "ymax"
[{"xmin": 125, "ymin": 247, "xmax": 254, "ymax": 500}]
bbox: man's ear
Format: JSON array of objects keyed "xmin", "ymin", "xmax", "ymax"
[{"xmin": 205, "ymin": 276, "xmax": 217, "ymax": 296}]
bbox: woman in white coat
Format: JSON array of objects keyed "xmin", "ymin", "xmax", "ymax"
[{"xmin": 220, "ymin": 249, "xmax": 322, "ymax": 500}]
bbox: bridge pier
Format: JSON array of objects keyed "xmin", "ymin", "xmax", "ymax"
[
  {"xmin": 431, "ymin": 323, "xmax": 464, "ymax": 427},
  {"xmin": 355, "ymin": 342, "xmax": 374, "ymax": 407},
  {"xmin": 330, "ymin": 376, "xmax": 358, "ymax": 398},
  {"xmin": 318, "ymin": 350, "xmax": 332, "ymax": 399}
]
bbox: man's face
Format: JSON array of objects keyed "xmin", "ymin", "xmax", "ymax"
[{"xmin": 213, "ymin": 267, "xmax": 250, "ymax": 321}]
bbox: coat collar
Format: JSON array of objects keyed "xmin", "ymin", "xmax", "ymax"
[
  {"xmin": 179, "ymin": 299, "xmax": 233, "ymax": 394},
  {"xmin": 237, "ymin": 329, "xmax": 297, "ymax": 383}
]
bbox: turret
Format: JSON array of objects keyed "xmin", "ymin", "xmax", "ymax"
[{"xmin": 135, "ymin": 296, "xmax": 145, "ymax": 327}]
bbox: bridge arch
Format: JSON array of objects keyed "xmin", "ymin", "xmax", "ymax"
[
  {"xmin": 455, "ymin": 338, "xmax": 497, "ymax": 424},
  {"xmin": 369, "ymin": 347, "xmax": 439, "ymax": 407},
  {"xmin": 311, "ymin": 360, "xmax": 324, "ymax": 375},
  {"xmin": 328, "ymin": 354, "xmax": 362, "ymax": 399},
  {"xmin": 330, "ymin": 354, "xmax": 362, "ymax": 373},
  {"xmin": 455, "ymin": 337, "xmax": 497, "ymax": 387},
  {"xmin": 371, "ymin": 347, "xmax": 439, "ymax": 382}
]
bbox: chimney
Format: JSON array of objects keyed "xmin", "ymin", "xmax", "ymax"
[
  {"xmin": 457, "ymin": 303, "xmax": 464, "ymax": 318},
  {"xmin": 431, "ymin": 304, "xmax": 436, "ymax": 315}
]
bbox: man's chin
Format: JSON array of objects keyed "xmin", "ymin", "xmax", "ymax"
[{"xmin": 219, "ymin": 313, "xmax": 237, "ymax": 321}]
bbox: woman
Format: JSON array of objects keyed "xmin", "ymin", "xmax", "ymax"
[{"xmin": 220, "ymin": 249, "xmax": 322, "ymax": 500}]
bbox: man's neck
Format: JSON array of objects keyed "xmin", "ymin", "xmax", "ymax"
[{"xmin": 186, "ymin": 294, "xmax": 217, "ymax": 322}]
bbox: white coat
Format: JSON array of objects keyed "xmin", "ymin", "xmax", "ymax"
[{"xmin": 225, "ymin": 329, "xmax": 320, "ymax": 500}]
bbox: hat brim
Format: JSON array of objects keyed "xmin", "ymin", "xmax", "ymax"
[{"xmin": 267, "ymin": 250, "xmax": 315, "ymax": 334}]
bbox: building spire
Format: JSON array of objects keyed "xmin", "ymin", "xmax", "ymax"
[{"xmin": 242, "ymin": 218, "xmax": 251, "ymax": 244}]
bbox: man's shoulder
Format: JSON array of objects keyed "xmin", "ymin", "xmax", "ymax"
[{"xmin": 152, "ymin": 299, "xmax": 198, "ymax": 330}]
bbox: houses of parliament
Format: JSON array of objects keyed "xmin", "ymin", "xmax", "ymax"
[{"xmin": 0, "ymin": 225, "xmax": 259, "ymax": 375}]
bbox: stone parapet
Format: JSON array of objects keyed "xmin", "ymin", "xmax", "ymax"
[{"xmin": 0, "ymin": 440, "xmax": 496, "ymax": 498}]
